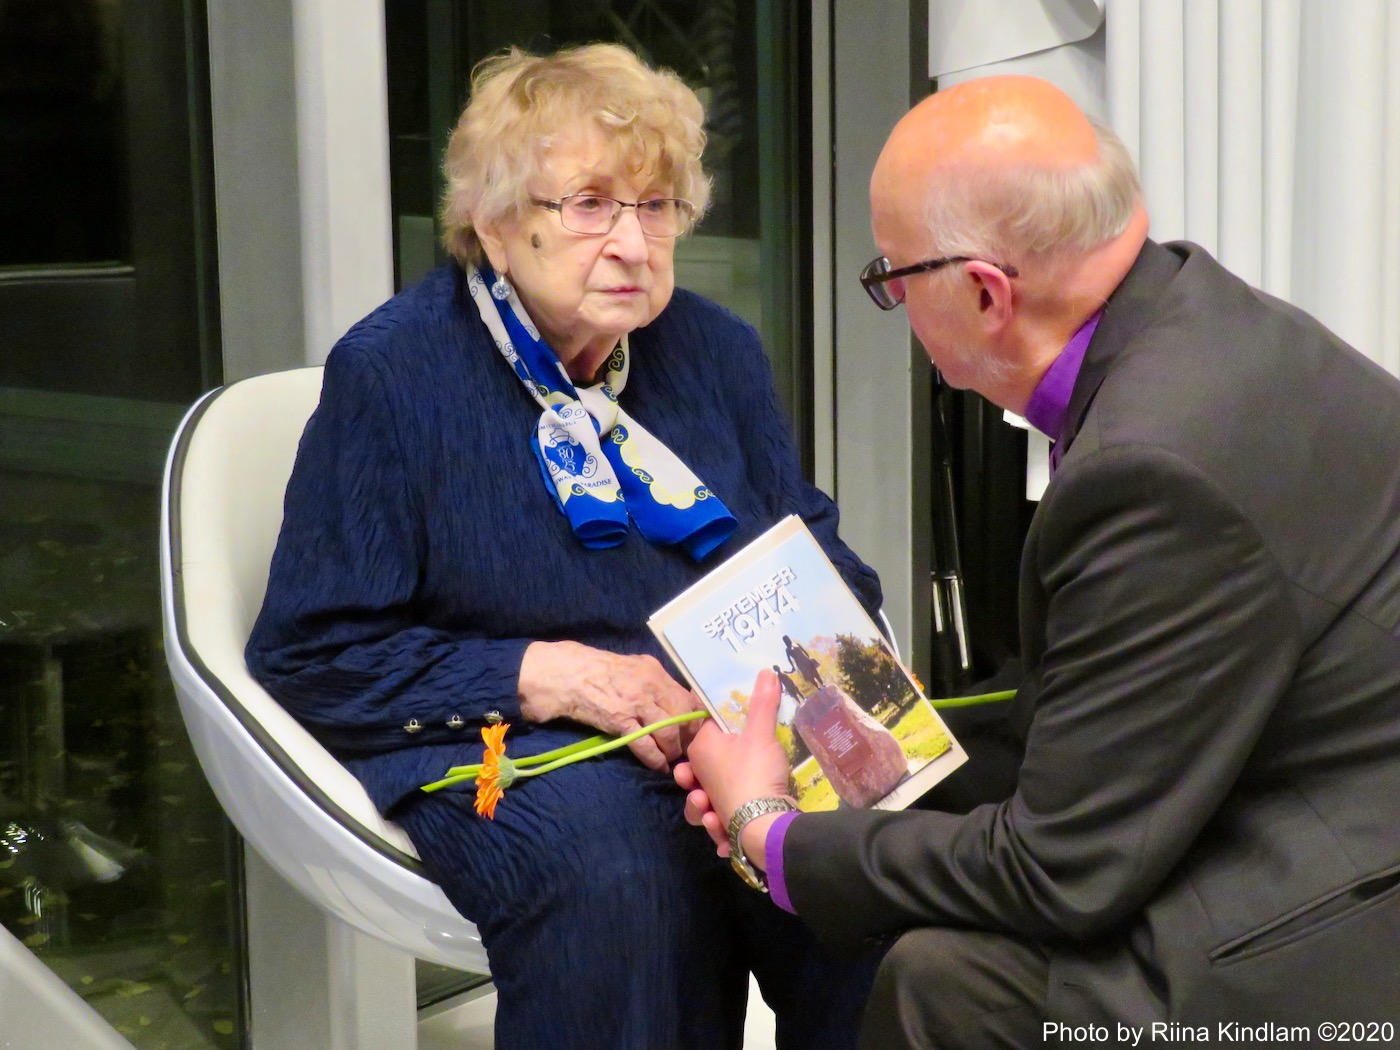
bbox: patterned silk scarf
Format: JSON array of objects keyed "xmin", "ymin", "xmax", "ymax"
[{"xmin": 467, "ymin": 264, "xmax": 737, "ymax": 559}]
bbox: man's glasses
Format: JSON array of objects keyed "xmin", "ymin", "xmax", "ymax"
[
  {"xmin": 532, "ymin": 194, "xmax": 695, "ymax": 238},
  {"xmin": 860, "ymin": 254, "xmax": 1019, "ymax": 310}
]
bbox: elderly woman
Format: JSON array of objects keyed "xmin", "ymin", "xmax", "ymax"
[{"xmin": 247, "ymin": 44, "xmax": 881, "ymax": 1048}]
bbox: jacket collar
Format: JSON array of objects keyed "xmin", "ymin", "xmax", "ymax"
[{"xmin": 1057, "ymin": 239, "xmax": 1189, "ymax": 457}]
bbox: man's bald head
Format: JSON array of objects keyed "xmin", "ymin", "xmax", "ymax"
[
  {"xmin": 867, "ymin": 75, "xmax": 1149, "ymax": 411},
  {"xmin": 880, "ymin": 76, "xmax": 1097, "ymax": 183},
  {"xmin": 872, "ymin": 76, "xmax": 1141, "ymax": 264}
]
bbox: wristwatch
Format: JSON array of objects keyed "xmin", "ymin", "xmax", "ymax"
[{"xmin": 726, "ymin": 796, "xmax": 798, "ymax": 892}]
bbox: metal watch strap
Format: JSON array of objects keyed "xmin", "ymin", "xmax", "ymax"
[{"xmin": 726, "ymin": 796, "xmax": 798, "ymax": 893}]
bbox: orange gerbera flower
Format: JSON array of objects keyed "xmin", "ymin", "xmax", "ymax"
[
  {"xmin": 420, "ymin": 710, "xmax": 709, "ymax": 804},
  {"xmin": 473, "ymin": 723, "xmax": 510, "ymax": 819}
]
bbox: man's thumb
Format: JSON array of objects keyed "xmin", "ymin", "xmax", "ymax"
[{"xmin": 746, "ymin": 668, "xmax": 781, "ymax": 737}]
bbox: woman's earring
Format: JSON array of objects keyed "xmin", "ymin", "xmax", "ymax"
[{"xmin": 490, "ymin": 275, "xmax": 512, "ymax": 301}]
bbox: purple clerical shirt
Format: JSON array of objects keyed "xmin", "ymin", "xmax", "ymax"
[
  {"xmin": 762, "ymin": 311, "xmax": 1101, "ymax": 913},
  {"xmin": 1023, "ymin": 310, "xmax": 1101, "ymax": 470}
]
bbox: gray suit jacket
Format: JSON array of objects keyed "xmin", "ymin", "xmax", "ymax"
[{"xmin": 786, "ymin": 240, "xmax": 1400, "ymax": 1023}]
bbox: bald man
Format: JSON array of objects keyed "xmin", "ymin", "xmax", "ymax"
[{"xmin": 679, "ymin": 76, "xmax": 1400, "ymax": 1047}]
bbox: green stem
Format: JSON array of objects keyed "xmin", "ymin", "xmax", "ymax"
[
  {"xmin": 513, "ymin": 710, "xmax": 710, "ymax": 779},
  {"xmin": 420, "ymin": 710, "xmax": 710, "ymax": 794},
  {"xmin": 423, "ymin": 688, "xmax": 1012, "ymax": 796},
  {"xmin": 420, "ymin": 771, "xmax": 479, "ymax": 793},
  {"xmin": 513, "ymin": 733, "xmax": 613, "ymax": 767},
  {"xmin": 434, "ymin": 732, "xmax": 615, "ymax": 783},
  {"xmin": 930, "ymin": 689, "xmax": 1016, "ymax": 709},
  {"xmin": 484, "ymin": 733, "xmax": 615, "ymax": 773}
]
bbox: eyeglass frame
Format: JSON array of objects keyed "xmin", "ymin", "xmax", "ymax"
[
  {"xmin": 530, "ymin": 194, "xmax": 695, "ymax": 238},
  {"xmin": 860, "ymin": 254, "xmax": 1020, "ymax": 310}
]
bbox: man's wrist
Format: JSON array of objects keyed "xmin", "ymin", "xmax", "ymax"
[
  {"xmin": 727, "ymin": 795, "xmax": 798, "ymax": 891},
  {"xmin": 738, "ymin": 812, "xmax": 785, "ymax": 871}
]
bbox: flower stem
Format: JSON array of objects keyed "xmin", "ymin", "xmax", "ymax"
[
  {"xmin": 930, "ymin": 689, "xmax": 1016, "ymax": 709},
  {"xmin": 419, "ymin": 710, "xmax": 710, "ymax": 794},
  {"xmin": 420, "ymin": 771, "xmax": 479, "ymax": 793},
  {"xmin": 513, "ymin": 710, "xmax": 709, "ymax": 779},
  {"xmin": 423, "ymin": 689, "xmax": 1012, "ymax": 798},
  {"xmin": 511, "ymin": 734, "xmax": 614, "ymax": 768},
  {"xmin": 434, "ymin": 733, "xmax": 614, "ymax": 783}
]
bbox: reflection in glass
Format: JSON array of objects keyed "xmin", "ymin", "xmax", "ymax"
[
  {"xmin": 0, "ymin": 0, "xmax": 240, "ymax": 1043},
  {"xmin": 385, "ymin": 0, "xmax": 809, "ymax": 436},
  {"xmin": 1, "ymin": 469, "xmax": 241, "ymax": 1048},
  {"xmin": 0, "ymin": 0, "xmax": 131, "ymax": 270}
]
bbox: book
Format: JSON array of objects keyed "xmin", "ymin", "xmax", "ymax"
[{"xmin": 649, "ymin": 515, "xmax": 967, "ymax": 811}]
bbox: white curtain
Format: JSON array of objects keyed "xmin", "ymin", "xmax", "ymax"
[
  {"xmin": 927, "ymin": 0, "xmax": 1400, "ymax": 499},
  {"xmin": 1105, "ymin": 0, "xmax": 1400, "ymax": 376}
]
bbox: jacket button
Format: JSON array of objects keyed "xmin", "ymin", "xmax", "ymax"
[
  {"xmin": 446, "ymin": 715, "xmax": 464, "ymax": 730},
  {"xmin": 403, "ymin": 718, "xmax": 423, "ymax": 734}
]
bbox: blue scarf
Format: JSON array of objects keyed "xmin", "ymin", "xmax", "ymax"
[{"xmin": 468, "ymin": 265, "xmax": 737, "ymax": 559}]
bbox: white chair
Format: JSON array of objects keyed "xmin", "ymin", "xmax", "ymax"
[{"xmin": 159, "ymin": 366, "xmax": 488, "ymax": 973}]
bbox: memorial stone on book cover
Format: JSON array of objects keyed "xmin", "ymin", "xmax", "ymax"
[{"xmin": 650, "ymin": 516, "xmax": 967, "ymax": 812}]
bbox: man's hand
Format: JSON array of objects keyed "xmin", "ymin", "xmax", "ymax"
[{"xmin": 674, "ymin": 669, "xmax": 794, "ymax": 861}]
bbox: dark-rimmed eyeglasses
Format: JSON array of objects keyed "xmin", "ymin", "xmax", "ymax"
[
  {"xmin": 860, "ymin": 254, "xmax": 1020, "ymax": 310},
  {"xmin": 531, "ymin": 194, "xmax": 695, "ymax": 238}
]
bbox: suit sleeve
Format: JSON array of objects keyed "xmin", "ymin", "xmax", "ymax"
[
  {"xmin": 245, "ymin": 342, "xmax": 528, "ymax": 754},
  {"xmin": 783, "ymin": 445, "xmax": 1300, "ymax": 945}
]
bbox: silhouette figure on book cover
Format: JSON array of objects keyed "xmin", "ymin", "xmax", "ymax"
[
  {"xmin": 773, "ymin": 665, "xmax": 804, "ymax": 726},
  {"xmin": 782, "ymin": 635, "xmax": 825, "ymax": 692}
]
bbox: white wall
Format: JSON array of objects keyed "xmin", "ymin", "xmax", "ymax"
[
  {"xmin": 208, "ymin": 0, "xmax": 394, "ymax": 381},
  {"xmin": 827, "ymin": 0, "xmax": 934, "ymax": 674}
]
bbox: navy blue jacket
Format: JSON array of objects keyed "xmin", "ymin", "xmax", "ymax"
[{"xmin": 247, "ymin": 263, "xmax": 880, "ymax": 814}]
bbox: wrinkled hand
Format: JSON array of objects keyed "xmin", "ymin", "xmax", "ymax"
[
  {"xmin": 674, "ymin": 669, "xmax": 793, "ymax": 857},
  {"xmin": 518, "ymin": 640, "xmax": 698, "ymax": 772}
]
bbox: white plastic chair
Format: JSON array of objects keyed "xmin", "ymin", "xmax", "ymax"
[{"xmin": 159, "ymin": 366, "xmax": 488, "ymax": 972}]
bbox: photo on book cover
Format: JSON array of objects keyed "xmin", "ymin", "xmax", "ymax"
[{"xmin": 650, "ymin": 516, "xmax": 967, "ymax": 812}]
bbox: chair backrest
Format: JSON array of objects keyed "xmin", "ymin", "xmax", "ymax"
[
  {"xmin": 167, "ymin": 367, "xmax": 405, "ymax": 847},
  {"xmin": 160, "ymin": 367, "xmax": 486, "ymax": 971}
]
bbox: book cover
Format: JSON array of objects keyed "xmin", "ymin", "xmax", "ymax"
[{"xmin": 649, "ymin": 515, "xmax": 967, "ymax": 811}]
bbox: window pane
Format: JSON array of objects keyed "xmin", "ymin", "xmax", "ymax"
[
  {"xmin": 385, "ymin": 0, "xmax": 811, "ymax": 449},
  {"xmin": 0, "ymin": 0, "xmax": 131, "ymax": 270},
  {"xmin": 1, "ymin": 465, "xmax": 243, "ymax": 1049},
  {"xmin": 0, "ymin": 2, "xmax": 240, "ymax": 1046}
]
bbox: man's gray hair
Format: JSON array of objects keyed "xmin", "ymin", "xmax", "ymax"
[{"xmin": 922, "ymin": 118, "xmax": 1140, "ymax": 263}]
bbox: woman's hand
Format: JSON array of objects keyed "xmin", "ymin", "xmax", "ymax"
[{"xmin": 518, "ymin": 640, "xmax": 698, "ymax": 772}]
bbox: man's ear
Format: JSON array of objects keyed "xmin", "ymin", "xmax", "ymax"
[
  {"xmin": 475, "ymin": 216, "xmax": 510, "ymax": 275},
  {"xmin": 963, "ymin": 259, "xmax": 1015, "ymax": 331}
]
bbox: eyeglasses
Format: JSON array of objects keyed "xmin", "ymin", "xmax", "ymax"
[
  {"xmin": 531, "ymin": 194, "xmax": 695, "ymax": 238},
  {"xmin": 859, "ymin": 254, "xmax": 1020, "ymax": 310}
]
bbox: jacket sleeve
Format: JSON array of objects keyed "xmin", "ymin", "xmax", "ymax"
[
  {"xmin": 783, "ymin": 444, "xmax": 1299, "ymax": 946},
  {"xmin": 245, "ymin": 341, "xmax": 528, "ymax": 754}
]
